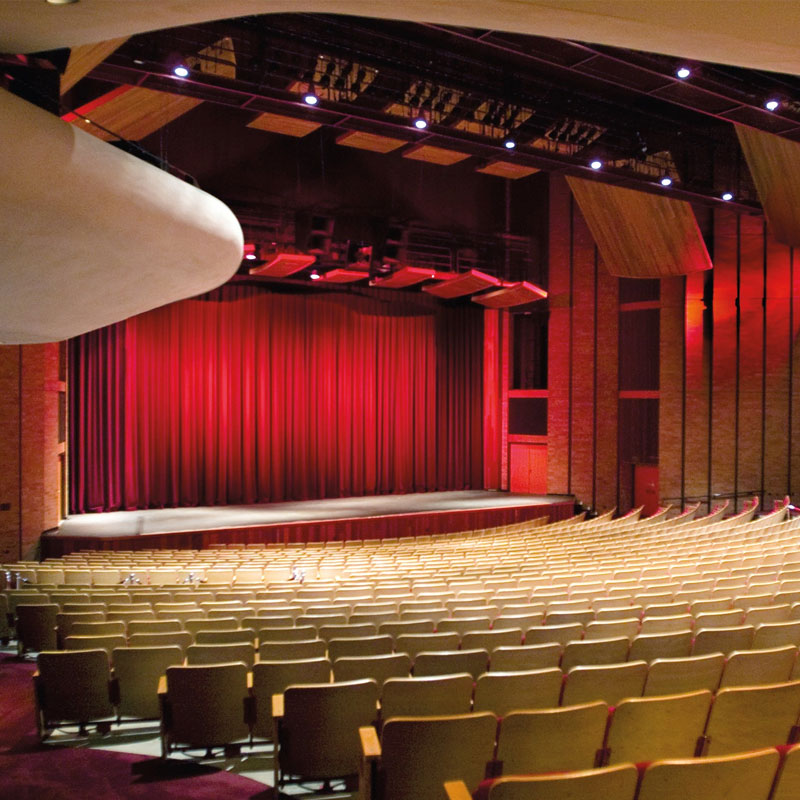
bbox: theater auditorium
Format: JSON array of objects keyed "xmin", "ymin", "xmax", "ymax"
[{"xmin": 3, "ymin": 2, "xmax": 800, "ymax": 798}]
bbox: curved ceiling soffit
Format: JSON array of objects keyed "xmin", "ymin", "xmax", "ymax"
[{"xmin": 0, "ymin": 87, "xmax": 243, "ymax": 343}]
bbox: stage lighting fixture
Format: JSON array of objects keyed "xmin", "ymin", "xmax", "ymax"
[
  {"xmin": 303, "ymin": 92, "xmax": 319, "ymax": 106},
  {"xmin": 309, "ymin": 269, "xmax": 321, "ymax": 280},
  {"xmin": 173, "ymin": 65, "xmax": 189, "ymax": 78},
  {"xmin": 676, "ymin": 66, "xmax": 691, "ymax": 79},
  {"xmin": 765, "ymin": 98, "xmax": 780, "ymax": 111},
  {"xmin": 721, "ymin": 192, "xmax": 734, "ymax": 201},
  {"xmin": 412, "ymin": 116, "xmax": 428, "ymax": 130},
  {"xmin": 504, "ymin": 138, "xmax": 516, "ymax": 150},
  {"xmin": 589, "ymin": 159, "xmax": 603, "ymax": 170},
  {"xmin": 660, "ymin": 175, "xmax": 673, "ymax": 187}
]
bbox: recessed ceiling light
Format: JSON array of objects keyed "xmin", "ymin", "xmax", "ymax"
[
  {"xmin": 504, "ymin": 138, "xmax": 516, "ymax": 150},
  {"xmin": 676, "ymin": 66, "xmax": 691, "ymax": 79},
  {"xmin": 589, "ymin": 159, "xmax": 603, "ymax": 170},
  {"xmin": 302, "ymin": 92, "xmax": 319, "ymax": 106},
  {"xmin": 412, "ymin": 116, "xmax": 428, "ymax": 130},
  {"xmin": 309, "ymin": 269, "xmax": 321, "ymax": 280},
  {"xmin": 173, "ymin": 65, "xmax": 189, "ymax": 78},
  {"xmin": 721, "ymin": 192, "xmax": 734, "ymax": 201},
  {"xmin": 660, "ymin": 175, "xmax": 673, "ymax": 187},
  {"xmin": 765, "ymin": 99, "xmax": 780, "ymax": 111}
]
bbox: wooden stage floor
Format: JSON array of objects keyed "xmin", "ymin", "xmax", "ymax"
[{"xmin": 42, "ymin": 491, "xmax": 575, "ymax": 556}]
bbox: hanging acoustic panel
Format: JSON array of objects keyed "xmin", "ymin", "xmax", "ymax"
[
  {"xmin": 566, "ymin": 176, "xmax": 712, "ymax": 277},
  {"xmin": 736, "ymin": 125, "xmax": 800, "ymax": 247}
]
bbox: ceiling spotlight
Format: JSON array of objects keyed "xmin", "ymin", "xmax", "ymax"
[
  {"xmin": 660, "ymin": 175, "xmax": 673, "ymax": 187},
  {"xmin": 412, "ymin": 116, "xmax": 428, "ymax": 130},
  {"xmin": 721, "ymin": 192, "xmax": 734, "ymax": 201},
  {"xmin": 504, "ymin": 138, "xmax": 516, "ymax": 150},
  {"xmin": 589, "ymin": 159, "xmax": 603, "ymax": 170},
  {"xmin": 309, "ymin": 269, "xmax": 322, "ymax": 280},
  {"xmin": 676, "ymin": 66, "xmax": 691, "ymax": 79},
  {"xmin": 173, "ymin": 65, "xmax": 189, "ymax": 78},
  {"xmin": 765, "ymin": 98, "xmax": 780, "ymax": 111},
  {"xmin": 245, "ymin": 253, "xmax": 257, "ymax": 261},
  {"xmin": 303, "ymin": 92, "xmax": 319, "ymax": 106}
]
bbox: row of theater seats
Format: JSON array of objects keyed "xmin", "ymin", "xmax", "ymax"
[{"xmin": 31, "ymin": 645, "xmax": 800, "ymax": 800}]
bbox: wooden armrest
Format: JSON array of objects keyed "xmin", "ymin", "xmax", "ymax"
[
  {"xmin": 272, "ymin": 693, "xmax": 284, "ymax": 720},
  {"xmin": 444, "ymin": 780, "xmax": 473, "ymax": 800},
  {"xmin": 360, "ymin": 725, "xmax": 381, "ymax": 759},
  {"xmin": 157, "ymin": 675, "xmax": 167, "ymax": 695}
]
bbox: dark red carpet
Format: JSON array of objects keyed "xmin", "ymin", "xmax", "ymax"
[{"xmin": 0, "ymin": 655, "xmax": 272, "ymax": 799}]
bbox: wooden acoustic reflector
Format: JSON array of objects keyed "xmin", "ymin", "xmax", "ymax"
[
  {"xmin": 321, "ymin": 269, "xmax": 370, "ymax": 283},
  {"xmin": 186, "ymin": 36, "xmax": 236, "ymax": 79},
  {"xmin": 476, "ymin": 161, "xmax": 540, "ymax": 179},
  {"xmin": 63, "ymin": 85, "xmax": 201, "ymax": 141},
  {"xmin": 247, "ymin": 112, "xmax": 321, "ymax": 138},
  {"xmin": 60, "ymin": 37, "xmax": 128, "ymax": 94},
  {"xmin": 736, "ymin": 125, "xmax": 800, "ymax": 247},
  {"xmin": 372, "ymin": 266, "xmax": 437, "ymax": 288},
  {"xmin": 402, "ymin": 143, "xmax": 471, "ymax": 165},
  {"xmin": 473, "ymin": 281, "xmax": 548, "ymax": 308},
  {"xmin": 566, "ymin": 176, "xmax": 712, "ymax": 277},
  {"xmin": 336, "ymin": 130, "xmax": 408, "ymax": 153},
  {"xmin": 424, "ymin": 269, "xmax": 500, "ymax": 298},
  {"xmin": 249, "ymin": 253, "xmax": 316, "ymax": 277}
]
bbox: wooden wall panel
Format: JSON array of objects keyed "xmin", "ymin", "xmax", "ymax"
[
  {"xmin": 736, "ymin": 125, "xmax": 800, "ymax": 248},
  {"xmin": 61, "ymin": 37, "xmax": 128, "ymax": 94},
  {"xmin": 735, "ymin": 216, "xmax": 766, "ymax": 509},
  {"xmin": 710, "ymin": 211, "xmax": 739, "ymax": 506},
  {"xmin": 566, "ymin": 177, "xmax": 712, "ymax": 278},
  {"xmin": 659, "ymin": 276, "xmax": 685, "ymax": 507},
  {"xmin": 547, "ymin": 177, "xmax": 572, "ymax": 495}
]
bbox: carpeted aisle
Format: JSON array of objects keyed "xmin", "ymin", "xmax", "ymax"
[{"xmin": 0, "ymin": 655, "xmax": 273, "ymax": 800}]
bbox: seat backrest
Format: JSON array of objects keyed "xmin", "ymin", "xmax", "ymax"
[
  {"xmin": 257, "ymin": 625, "xmax": 317, "ymax": 642},
  {"xmin": 413, "ymin": 648, "xmax": 489, "ymax": 680},
  {"xmin": 473, "ymin": 669, "xmax": 562, "ymax": 715},
  {"xmin": 183, "ymin": 617, "xmax": 239, "ymax": 636},
  {"xmin": 639, "ymin": 614, "xmax": 694, "ymax": 634},
  {"xmin": 36, "ymin": 649, "xmax": 113, "ymax": 723},
  {"xmin": 251, "ymin": 657, "xmax": 332, "ymax": 739},
  {"xmin": 127, "ymin": 631, "xmax": 193, "ymax": 651},
  {"xmin": 643, "ymin": 653, "xmax": 725, "ymax": 696},
  {"xmin": 70, "ymin": 621, "xmax": 126, "ymax": 637},
  {"xmin": 328, "ymin": 635, "xmax": 394, "ymax": 662},
  {"xmin": 496, "ymin": 703, "xmax": 609, "ymax": 774},
  {"xmin": 395, "ymin": 632, "xmax": 460, "ymax": 658},
  {"xmin": 112, "ymin": 645, "xmax": 184, "ymax": 719},
  {"xmin": 692, "ymin": 625, "xmax": 754, "ymax": 656},
  {"xmin": 318, "ymin": 623, "xmax": 377, "ymax": 642},
  {"xmin": 462, "ymin": 629, "xmax": 523, "ymax": 652},
  {"xmin": 332, "ymin": 653, "xmax": 412, "ymax": 685},
  {"xmin": 127, "ymin": 619, "xmax": 183, "ymax": 635},
  {"xmin": 378, "ymin": 620, "xmax": 435, "ymax": 639},
  {"xmin": 194, "ymin": 628, "xmax": 256, "ymax": 646},
  {"xmin": 562, "ymin": 661, "xmax": 648, "ymax": 706},
  {"xmin": 164, "ymin": 662, "xmax": 250, "ymax": 747},
  {"xmin": 379, "ymin": 713, "xmax": 498, "ymax": 800},
  {"xmin": 186, "ymin": 642, "xmax": 255, "ymax": 667},
  {"xmin": 64, "ymin": 634, "xmax": 127, "ymax": 656},
  {"xmin": 718, "ymin": 646, "xmax": 797, "ymax": 688},
  {"xmin": 17, "ymin": 603, "xmax": 59, "ymax": 651},
  {"xmin": 381, "ymin": 673, "xmax": 474, "ymax": 720},
  {"xmin": 606, "ymin": 690, "xmax": 712, "ymax": 764},
  {"xmin": 561, "ymin": 637, "xmax": 630, "ymax": 671},
  {"xmin": 752, "ymin": 621, "xmax": 800, "ymax": 650},
  {"xmin": 629, "ymin": 631, "xmax": 693, "ymax": 661},
  {"xmin": 280, "ymin": 679, "xmax": 379, "ymax": 779},
  {"xmin": 637, "ymin": 747, "xmax": 779, "ymax": 800},
  {"xmin": 704, "ymin": 680, "xmax": 800, "ymax": 755},
  {"xmin": 258, "ymin": 639, "xmax": 327, "ymax": 661},
  {"xmin": 437, "ymin": 617, "xmax": 492, "ymax": 635},
  {"xmin": 524, "ymin": 623, "xmax": 584, "ymax": 646},
  {"xmin": 584, "ymin": 618, "xmax": 641, "ymax": 641},
  {"xmin": 479, "ymin": 764, "xmax": 640, "ymax": 800},
  {"xmin": 491, "ymin": 643, "xmax": 563, "ymax": 671}
]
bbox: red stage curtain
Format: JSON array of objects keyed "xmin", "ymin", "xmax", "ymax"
[{"xmin": 70, "ymin": 283, "xmax": 483, "ymax": 512}]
